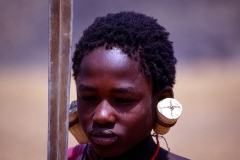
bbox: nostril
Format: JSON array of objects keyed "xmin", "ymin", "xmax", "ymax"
[
  {"xmin": 92, "ymin": 112, "xmax": 117, "ymax": 125},
  {"xmin": 92, "ymin": 121, "xmax": 115, "ymax": 129}
]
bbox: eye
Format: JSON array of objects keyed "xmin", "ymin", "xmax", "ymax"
[
  {"xmin": 81, "ymin": 96, "xmax": 98, "ymax": 102},
  {"xmin": 115, "ymin": 98, "xmax": 134, "ymax": 106}
]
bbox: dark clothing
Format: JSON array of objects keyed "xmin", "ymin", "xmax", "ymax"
[{"xmin": 68, "ymin": 135, "xmax": 188, "ymax": 160}]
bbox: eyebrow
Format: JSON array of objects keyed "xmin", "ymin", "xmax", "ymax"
[
  {"xmin": 78, "ymin": 84, "xmax": 97, "ymax": 91},
  {"xmin": 78, "ymin": 84, "xmax": 135, "ymax": 94},
  {"xmin": 110, "ymin": 87, "xmax": 135, "ymax": 93}
]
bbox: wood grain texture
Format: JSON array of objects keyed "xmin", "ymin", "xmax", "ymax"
[{"xmin": 48, "ymin": 0, "xmax": 73, "ymax": 159}]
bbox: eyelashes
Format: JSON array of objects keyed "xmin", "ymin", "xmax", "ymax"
[
  {"xmin": 115, "ymin": 98, "xmax": 135, "ymax": 106},
  {"xmin": 81, "ymin": 96, "xmax": 98, "ymax": 102}
]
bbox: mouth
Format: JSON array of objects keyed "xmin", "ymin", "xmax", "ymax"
[{"xmin": 90, "ymin": 129, "xmax": 119, "ymax": 146}]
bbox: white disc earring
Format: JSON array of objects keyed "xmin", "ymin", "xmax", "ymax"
[{"xmin": 153, "ymin": 98, "xmax": 182, "ymax": 135}]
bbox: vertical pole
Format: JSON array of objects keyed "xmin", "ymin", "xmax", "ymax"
[{"xmin": 48, "ymin": 0, "xmax": 73, "ymax": 159}]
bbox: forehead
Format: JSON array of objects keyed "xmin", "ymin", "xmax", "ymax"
[
  {"xmin": 76, "ymin": 47, "xmax": 152, "ymax": 91},
  {"xmin": 78, "ymin": 47, "xmax": 140, "ymax": 79}
]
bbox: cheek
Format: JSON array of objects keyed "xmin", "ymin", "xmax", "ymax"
[
  {"xmin": 140, "ymin": 105, "xmax": 154, "ymax": 128},
  {"xmin": 77, "ymin": 101, "xmax": 93, "ymax": 130},
  {"xmin": 142, "ymin": 97, "xmax": 155, "ymax": 122},
  {"xmin": 77, "ymin": 111, "xmax": 93, "ymax": 135},
  {"xmin": 125, "ymin": 99, "xmax": 154, "ymax": 131}
]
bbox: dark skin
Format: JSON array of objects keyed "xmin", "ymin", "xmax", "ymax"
[{"xmin": 76, "ymin": 47, "xmax": 173, "ymax": 158}]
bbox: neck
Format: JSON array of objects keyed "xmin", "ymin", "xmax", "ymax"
[{"xmin": 103, "ymin": 135, "xmax": 157, "ymax": 160}]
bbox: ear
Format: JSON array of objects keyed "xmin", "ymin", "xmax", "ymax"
[{"xmin": 154, "ymin": 86, "xmax": 174, "ymax": 102}]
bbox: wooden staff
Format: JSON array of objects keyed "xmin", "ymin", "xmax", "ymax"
[{"xmin": 48, "ymin": 0, "xmax": 73, "ymax": 159}]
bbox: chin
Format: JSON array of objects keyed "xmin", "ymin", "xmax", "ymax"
[{"xmin": 93, "ymin": 144, "xmax": 126, "ymax": 158}]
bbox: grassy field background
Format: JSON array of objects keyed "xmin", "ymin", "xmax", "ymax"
[{"xmin": 1, "ymin": 60, "xmax": 239, "ymax": 160}]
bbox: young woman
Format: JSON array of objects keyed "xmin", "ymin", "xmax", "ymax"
[{"xmin": 68, "ymin": 11, "xmax": 188, "ymax": 160}]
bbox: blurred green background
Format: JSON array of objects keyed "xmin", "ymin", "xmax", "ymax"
[{"xmin": 0, "ymin": 0, "xmax": 240, "ymax": 159}]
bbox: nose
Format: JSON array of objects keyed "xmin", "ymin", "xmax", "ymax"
[{"xmin": 92, "ymin": 100, "xmax": 116, "ymax": 125}]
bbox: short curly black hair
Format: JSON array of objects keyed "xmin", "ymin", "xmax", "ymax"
[{"xmin": 72, "ymin": 11, "xmax": 177, "ymax": 94}]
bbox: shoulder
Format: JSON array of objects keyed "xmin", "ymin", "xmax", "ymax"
[
  {"xmin": 157, "ymin": 148, "xmax": 189, "ymax": 160},
  {"xmin": 68, "ymin": 144, "xmax": 87, "ymax": 160}
]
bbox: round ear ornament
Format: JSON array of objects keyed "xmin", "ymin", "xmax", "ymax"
[
  {"xmin": 153, "ymin": 98, "xmax": 182, "ymax": 135},
  {"xmin": 69, "ymin": 101, "xmax": 89, "ymax": 144}
]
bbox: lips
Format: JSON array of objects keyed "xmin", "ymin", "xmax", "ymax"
[{"xmin": 90, "ymin": 129, "xmax": 118, "ymax": 146}]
